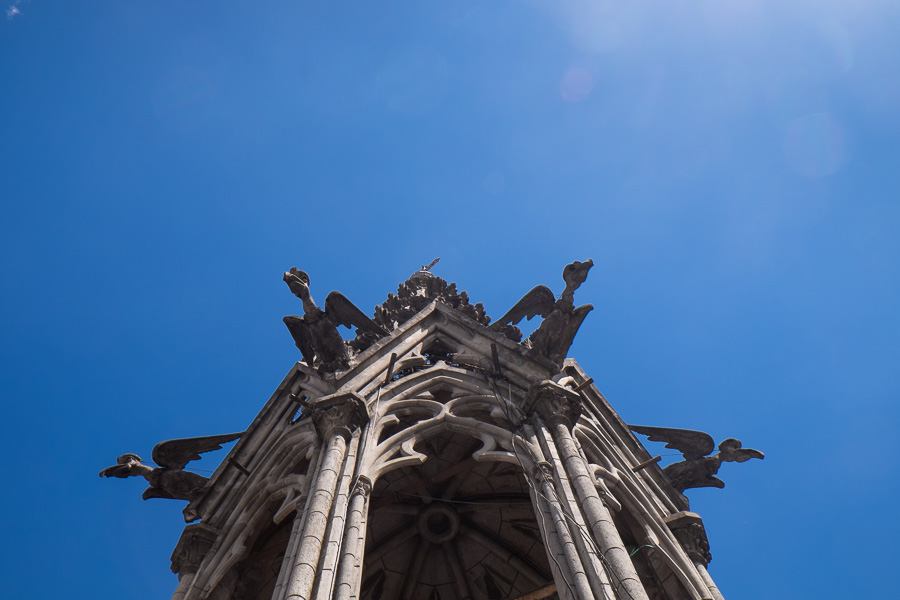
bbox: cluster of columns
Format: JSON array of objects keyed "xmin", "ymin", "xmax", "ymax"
[
  {"xmin": 524, "ymin": 381, "xmax": 651, "ymax": 600},
  {"xmin": 177, "ymin": 380, "xmax": 719, "ymax": 600}
]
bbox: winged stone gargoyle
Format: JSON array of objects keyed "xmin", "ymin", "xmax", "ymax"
[
  {"xmin": 490, "ymin": 259, "xmax": 594, "ymax": 366},
  {"xmin": 282, "ymin": 267, "xmax": 389, "ymax": 372},
  {"xmin": 99, "ymin": 432, "xmax": 242, "ymax": 501},
  {"xmin": 629, "ymin": 425, "xmax": 764, "ymax": 492}
]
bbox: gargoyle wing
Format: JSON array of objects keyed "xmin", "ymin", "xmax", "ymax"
[
  {"xmin": 325, "ymin": 291, "xmax": 389, "ymax": 337},
  {"xmin": 491, "ymin": 285, "xmax": 555, "ymax": 329},
  {"xmin": 284, "ymin": 315, "xmax": 316, "ymax": 365},
  {"xmin": 142, "ymin": 486, "xmax": 178, "ymax": 500},
  {"xmin": 151, "ymin": 432, "xmax": 243, "ymax": 470},
  {"xmin": 629, "ymin": 425, "xmax": 716, "ymax": 461}
]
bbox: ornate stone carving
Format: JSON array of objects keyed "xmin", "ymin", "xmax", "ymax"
[
  {"xmin": 351, "ymin": 475, "xmax": 373, "ymax": 499},
  {"xmin": 630, "ymin": 425, "xmax": 765, "ymax": 492},
  {"xmin": 99, "ymin": 432, "xmax": 243, "ymax": 502},
  {"xmin": 170, "ymin": 522, "xmax": 219, "ymax": 577},
  {"xmin": 373, "ymin": 269, "xmax": 490, "ymax": 332},
  {"xmin": 491, "ymin": 260, "xmax": 594, "ymax": 366},
  {"xmin": 524, "ymin": 380, "xmax": 583, "ymax": 429},
  {"xmin": 282, "ymin": 268, "xmax": 389, "ymax": 373},
  {"xmin": 666, "ymin": 512, "xmax": 712, "ymax": 566},
  {"xmin": 283, "ymin": 260, "xmax": 595, "ymax": 372},
  {"xmin": 311, "ymin": 392, "xmax": 369, "ymax": 440}
]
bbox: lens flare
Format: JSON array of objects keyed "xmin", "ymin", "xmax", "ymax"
[{"xmin": 560, "ymin": 67, "xmax": 593, "ymax": 103}]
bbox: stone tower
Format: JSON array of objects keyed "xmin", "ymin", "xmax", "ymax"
[{"xmin": 103, "ymin": 261, "xmax": 761, "ymax": 600}]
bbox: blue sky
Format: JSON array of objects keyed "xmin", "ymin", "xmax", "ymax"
[{"xmin": 1, "ymin": 1, "xmax": 898, "ymax": 598}]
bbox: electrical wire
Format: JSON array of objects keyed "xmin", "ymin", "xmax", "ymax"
[
  {"xmin": 390, "ymin": 490, "xmax": 533, "ymax": 506},
  {"xmin": 483, "ymin": 374, "xmax": 581, "ymax": 600},
  {"xmin": 487, "ymin": 375, "xmax": 639, "ymax": 600}
]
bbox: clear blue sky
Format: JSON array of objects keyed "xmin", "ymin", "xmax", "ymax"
[{"xmin": 2, "ymin": 1, "xmax": 898, "ymax": 598}]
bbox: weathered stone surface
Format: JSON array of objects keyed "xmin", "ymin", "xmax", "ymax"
[
  {"xmin": 373, "ymin": 268, "xmax": 490, "ymax": 332},
  {"xmin": 99, "ymin": 432, "xmax": 242, "ymax": 502},
  {"xmin": 630, "ymin": 425, "xmax": 765, "ymax": 492},
  {"xmin": 667, "ymin": 512, "xmax": 713, "ymax": 566},
  {"xmin": 100, "ymin": 261, "xmax": 763, "ymax": 600},
  {"xmin": 282, "ymin": 268, "xmax": 388, "ymax": 373},
  {"xmin": 171, "ymin": 523, "xmax": 219, "ymax": 577}
]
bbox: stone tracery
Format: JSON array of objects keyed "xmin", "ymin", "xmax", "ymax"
[{"xmin": 101, "ymin": 262, "xmax": 763, "ymax": 600}]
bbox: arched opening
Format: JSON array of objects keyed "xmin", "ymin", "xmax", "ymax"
[
  {"xmin": 206, "ymin": 499, "xmax": 294, "ymax": 600},
  {"xmin": 360, "ymin": 429, "xmax": 558, "ymax": 600},
  {"xmin": 228, "ymin": 517, "xmax": 294, "ymax": 600}
]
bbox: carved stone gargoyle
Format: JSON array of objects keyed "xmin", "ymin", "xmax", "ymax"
[
  {"xmin": 282, "ymin": 268, "xmax": 389, "ymax": 373},
  {"xmin": 629, "ymin": 425, "xmax": 764, "ymax": 492},
  {"xmin": 491, "ymin": 259, "xmax": 594, "ymax": 366},
  {"xmin": 99, "ymin": 432, "xmax": 242, "ymax": 501}
]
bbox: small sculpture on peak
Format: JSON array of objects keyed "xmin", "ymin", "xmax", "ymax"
[
  {"xmin": 491, "ymin": 259, "xmax": 594, "ymax": 366},
  {"xmin": 99, "ymin": 432, "xmax": 242, "ymax": 501},
  {"xmin": 283, "ymin": 268, "xmax": 389, "ymax": 373},
  {"xmin": 409, "ymin": 258, "xmax": 441, "ymax": 283},
  {"xmin": 629, "ymin": 425, "xmax": 764, "ymax": 492}
]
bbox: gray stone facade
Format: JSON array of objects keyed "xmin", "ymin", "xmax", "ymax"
[{"xmin": 105, "ymin": 264, "xmax": 756, "ymax": 600}]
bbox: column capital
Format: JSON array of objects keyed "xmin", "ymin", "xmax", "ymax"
[
  {"xmin": 524, "ymin": 380, "xmax": 583, "ymax": 429},
  {"xmin": 531, "ymin": 461, "xmax": 556, "ymax": 485},
  {"xmin": 312, "ymin": 391, "xmax": 369, "ymax": 440},
  {"xmin": 351, "ymin": 475, "xmax": 373, "ymax": 499},
  {"xmin": 666, "ymin": 511, "xmax": 712, "ymax": 566},
  {"xmin": 170, "ymin": 522, "xmax": 219, "ymax": 578}
]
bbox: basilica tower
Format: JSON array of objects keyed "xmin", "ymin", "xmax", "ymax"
[{"xmin": 103, "ymin": 261, "xmax": 761, "ymax": 600}]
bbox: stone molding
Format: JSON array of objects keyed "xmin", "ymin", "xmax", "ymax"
[
  {"xmin": 524, "ymin": 380, "xmax": 583, "ymax": 429},
  {"xmin": 311, "ymin": 391, "xmax": 369, "ymax": 440},
  {"xmin": 170, "ymin": 522, "xmax": 219, "ymax": 577},
  {"xmin": 666, "ymin": 511, "xmax": 713, "ymax": 565}
]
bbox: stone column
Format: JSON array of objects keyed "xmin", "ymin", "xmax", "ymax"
[
  {"xmin": 283, "ymin": 393, "xmax": 368, "ymax": 600},
  {"xmin": 169, "ymin": 523, "xmax": 218, "ymax": 600},
  {"xmin": 532, "ymin": 461, "xmax": 595, "ymax": 600},
  {"xmin": 668, "ymin": 512, "xmax": 724, "ymax": 600},
  {"xmin": 526, "ymin": 381, "xmax": 651, "ymax": 600},
  {"xmin": 332, "ymin": 475, "xmax": 372, "ymax": 600}
]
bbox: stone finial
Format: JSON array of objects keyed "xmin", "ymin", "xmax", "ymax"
[
  {"xmin": 666, "ymin": 512, "xmax": 713, "ymax": 566},
  {"xmin": 373, "ymin": 271, "xmax": 490, "ymax": 332},
  {"xmin": 170, "ymin": 523, "xmax": 219, "ymax": 578},
  {"xmin": 524, "ymin": 380, "xmax": 583, "ymax": 429},
  {"xmin": 311, "ymin": 392, "xmax": 370, "ymax": 440}
]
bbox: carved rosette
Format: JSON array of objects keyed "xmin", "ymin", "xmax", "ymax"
[
  {"xmin": 524, "ymin": 380, "xmax": 583, "ymax": 429},
  {"xmin": 170, "ymin": 523, "xmax": 219, "ymax": 578},
  {"xmin": 666, "ymin": 512, "xmax": 713, "ymax": 566},
  {"xmin": 311, "ymin": 392, "xmax": 370, "ymax": 440}
]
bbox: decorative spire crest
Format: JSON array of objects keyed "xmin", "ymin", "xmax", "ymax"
[{"xmin": 281, "ymin": 259, "xmax": 595, "ymax": 373}]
